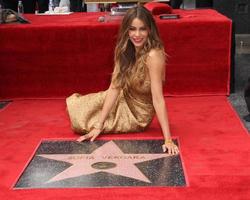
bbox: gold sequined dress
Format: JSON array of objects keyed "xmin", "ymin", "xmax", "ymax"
[{"xmin": 66, "ymin": 79, "xmax": 155, "ymax": 134}]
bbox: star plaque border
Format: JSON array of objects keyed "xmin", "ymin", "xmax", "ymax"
[{"xmin": 13, "ymin": 139, "xmax": 187, "ymax": 189}]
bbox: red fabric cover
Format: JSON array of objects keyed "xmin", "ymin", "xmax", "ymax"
[
  {"xmin": 0, "ymin": 97, "xmax": 250, "ymax": 199},
  {"xmin": 0, "ymin": 10, "xmax": 232, "ymax": 99},
  {"xmin": 144, "ymin": 2, "xmax": 172, "ymax": 15}
]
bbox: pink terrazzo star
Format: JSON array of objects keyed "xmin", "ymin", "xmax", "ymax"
[{"xmin": 38, "ymin": 140, "xmax": 171, "ymax": 183}]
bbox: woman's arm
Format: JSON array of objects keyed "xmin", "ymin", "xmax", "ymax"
[
  {"xmin": 147, "ymin": 49, "xmax": 179, "ymax": 154},
  {"xmin": 77, "ymin": 83, "xmax": 120, "ymax": 142},
  {"xmin": 98, "ymin": 83, "xmax": 120, "ymax": 125}
]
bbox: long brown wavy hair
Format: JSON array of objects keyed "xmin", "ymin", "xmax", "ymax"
[{"xmin": 111, "ymin": 5, "xmax": 165, "ymax": 89}]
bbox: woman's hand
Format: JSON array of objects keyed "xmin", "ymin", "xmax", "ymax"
[
  {"xmin": 162, "ymin": 140, "xmax": 179, "ymax": 155},
  {"xmin": 76, "ymin": 128, "xmax": 101, "ymax": 142}
]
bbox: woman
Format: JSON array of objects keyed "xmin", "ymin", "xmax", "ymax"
[{"xmin": 66, "ymin": 5, "xmax": 179, "ymax": 155}]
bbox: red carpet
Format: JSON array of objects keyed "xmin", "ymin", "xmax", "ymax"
[{"xmin": 0, "ymin": 96, "xmax": 249, "ymax": 199}]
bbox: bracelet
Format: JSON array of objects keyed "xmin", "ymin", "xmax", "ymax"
[
  {"xmin": 92, "ymin": 122, "xmax": 104, "ymax": 131},
  {"xmin": 164, "ymin": 139, "xmax": 174, "ymax": 146}
]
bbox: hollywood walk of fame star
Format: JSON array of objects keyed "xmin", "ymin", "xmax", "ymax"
[{"xmin": 38, "ymin": 140, "xmax": 172, "ymax": 183}]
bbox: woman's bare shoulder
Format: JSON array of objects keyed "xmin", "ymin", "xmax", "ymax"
[{"xmin": 147, "ymin": 48, "xmax": 165, "ymax": 65}]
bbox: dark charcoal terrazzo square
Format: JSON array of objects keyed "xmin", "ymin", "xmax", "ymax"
[{"xmin": 14, "ymin": 140, "xmax": 187, "ymax": 189}]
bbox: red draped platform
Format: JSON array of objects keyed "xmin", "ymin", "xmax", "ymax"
[{"xmin": 0, "ymin": 9, "xmax": 231, "ymax": 99}]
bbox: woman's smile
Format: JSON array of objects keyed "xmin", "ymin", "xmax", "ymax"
[{"xmin": 131, "ymin": 37, "xmax": 144, "ymax": 44}]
